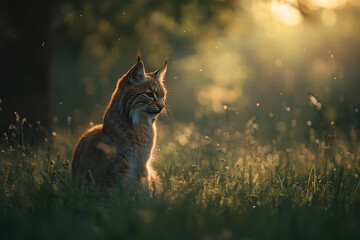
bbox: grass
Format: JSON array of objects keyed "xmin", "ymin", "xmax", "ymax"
[{"xmin": 0, "ymin": 115, "xmax": 360, "ymax": 240}]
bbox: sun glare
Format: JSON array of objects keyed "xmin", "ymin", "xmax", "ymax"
[{"xmin": 269, "ymin": 1, "xmax": 303, "ymax": 25}]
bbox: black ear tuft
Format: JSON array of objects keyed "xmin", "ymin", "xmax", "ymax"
[{"xmin": 137, "ymin": 51, "xmax": 141, "ymax": 62}]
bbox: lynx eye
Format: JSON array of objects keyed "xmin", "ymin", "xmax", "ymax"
[{"xmin": 143, "ymin": 92, "xmax": 155, "ymax": 100}]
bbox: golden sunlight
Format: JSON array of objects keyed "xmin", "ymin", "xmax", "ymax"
[
  {"xmin": 321, "ymin": 9, "xmax": 337, "ymax": 26},
  {"xmin": 308, "ymin": 0, "xmax": 347, "ymax": 9},
  {"xmin": 269, "ymin": 1, "xmax": 303, "ymax": 25}
]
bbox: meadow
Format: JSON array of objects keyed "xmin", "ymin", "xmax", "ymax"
[
  {"xmin": 1, "ymin": 110, "xmax": 359, "ymax": 240},
  {"xmin": 1, "ymin": 1, "xmax": 360, "ymax": 239}
]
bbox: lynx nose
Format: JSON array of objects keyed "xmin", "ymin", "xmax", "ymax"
[{"xmin": 157, "ymin": 104, "xmax": 165, "ymax": 112}]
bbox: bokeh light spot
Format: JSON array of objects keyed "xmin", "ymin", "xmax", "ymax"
[
  {"xmin": 322, "ymin": 9, "xmax": 337, "ymax": 26},
  {"xmin": 269, "ymin": 1, "xmax": 303, "ymax": 25}
]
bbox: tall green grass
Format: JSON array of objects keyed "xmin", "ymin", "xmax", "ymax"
[{"xmin": 0, "ymin": 114, "xmax": 359, "ymax": 240}]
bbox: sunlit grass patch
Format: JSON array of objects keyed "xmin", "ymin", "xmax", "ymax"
[{"xmin": 0, "ymin": 114, "xmax": 360, "ymax": 239}]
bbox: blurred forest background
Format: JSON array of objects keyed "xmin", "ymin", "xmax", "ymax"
[{"xmin": 1, "ymin": 0, "xmax": 360, "ymax": 143}]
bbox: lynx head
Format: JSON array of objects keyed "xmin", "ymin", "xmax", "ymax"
[{"xmin": 118, "ymin": 53, "xmax": 167, "ymax": 125}]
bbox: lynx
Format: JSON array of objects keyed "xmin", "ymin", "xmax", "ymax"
[{"xmin": 72, "ymin": 53, "xmax": 167, "ymax": 189}]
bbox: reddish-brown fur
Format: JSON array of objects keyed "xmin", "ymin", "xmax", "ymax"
[{"xmin": 72, "ymin": 53, "xmax": 167, "ymax": 189}]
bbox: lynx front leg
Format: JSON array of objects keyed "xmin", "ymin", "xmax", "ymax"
[
  {"xmin": 139, "ymin": 166, "xmax": 150, "ymax": 191},
  {"xmin": 141, "ymin": 165, "xmax": 161, "ymax": 193}
]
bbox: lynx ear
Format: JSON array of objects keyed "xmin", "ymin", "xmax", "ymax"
[
  {"xmin": 128, "ymin": 60, "xmax": 147, "ymax": 85},
  {"xmin": 154, "ymin": 58, "xmax": 168, "ymax": 82}
]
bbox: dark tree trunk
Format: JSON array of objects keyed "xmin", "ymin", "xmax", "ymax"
[{"xmin": 0, "ymin": 0, "xmax": 54, "ymax": 142}]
